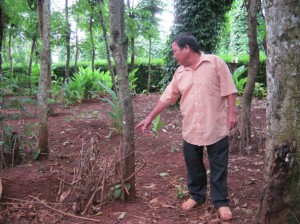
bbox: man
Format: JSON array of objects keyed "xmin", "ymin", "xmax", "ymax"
[{"xmin": 135, "ymin": 33, "xmax": 237, "ymax": 221}]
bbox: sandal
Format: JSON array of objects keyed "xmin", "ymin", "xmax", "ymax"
[
  {"xmin": 181, "ymin": 198, "xmax": 198, "ymax": 211},
  {"xmin": 217, "ymin": 206, "xmax": 232, "ymax": 221}
]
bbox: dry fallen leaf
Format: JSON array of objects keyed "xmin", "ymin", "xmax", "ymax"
[
  {"xmin": 149, "ymin": 198, "xmax": 159, "ymax": 205},
  {"xmin": 59, "ymin": 188, "xmax": 71, "ymax": 203},
  {"xmin": 118, "ymin": 212, "xmax": 126, "ymax": 220},
  {"xmin": 160, "ymin": 201, "xmax": 175, "ymax": 209}
]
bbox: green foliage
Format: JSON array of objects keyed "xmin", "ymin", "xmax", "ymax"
[
  {"xmin": 133, "ymin": 59, "xmax": 164, "ymax": 92},
  {"xmin": 29, "ymin": 64, "xmax": 40, "ymax": 95},
  {"xmin": 58, "ymin": 66, "xmax": 112, "ymax": 105},
  {"xmin": 0, "ymin": 77, "xmax": 38, "ymax": 166},
  {"xmin": 254, "ymin": 83, "xmax": 267, "ymax": 99},
  {"xmin": 134, "ymin": 0, "xmax": 164, "ymax": 40},
  {"xmin": 232, "ymin": 65, "xmax": 248, "ymax": 95},
  {"xmin": 216, "ymin": 0, "xmax": 266, "ymax": 57},
  {"xmin": 98, "ymin": 82, "xmax": 123, "ymax": 135},
  {"xmin": 171, "ymin": 0, "xmax": 233, "ymax": 54},
  {"xmin": 113, "ymin": 183, "xmax": 131, "ymax": 200},
  {"xmin": 63, "ymin": 73, "xmax": 85, "ymax": 105},
  {"xmin": 128, "ymin": 68, "xmax": 139, "ymax": 93},
  {"xmin": 52, "ymin": 59, "xmax": 164, "ymax": 93},
  {"xmin": 152, "ymin": 114, "xmax": 164, "ymax": 137},
  {"xmin": 162, "ymin": 0, "xmax": 234, "ymax": 89},
  {"xmin": 176, "ymin": 177, "xmax": 187, "ymax": 199}
]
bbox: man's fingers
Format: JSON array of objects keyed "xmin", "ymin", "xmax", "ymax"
[{"xmin": 135, "ymin": 121, "xmax": 145, "ymax": 129}]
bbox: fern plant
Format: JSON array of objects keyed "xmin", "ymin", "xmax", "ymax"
[
  {"xmin": 128, "ymin": 68, "xmax": 138, "ymax": 93},
  {"xmin": 63, "ymin": 74, "xmax": 85, "ymax": 105},
  {"xmin": 60, "ymin": 66, "xmax": 112, "ymax": 105}
]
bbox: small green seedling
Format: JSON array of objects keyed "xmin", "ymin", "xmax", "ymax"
[{"xmin": 152, "ymin": 114, "xmax": 164, "ymax": 137}]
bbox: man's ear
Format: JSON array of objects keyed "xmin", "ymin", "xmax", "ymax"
[{"xmin": 185, "ymin": 45, "xmax": 191, "ymax": 53}]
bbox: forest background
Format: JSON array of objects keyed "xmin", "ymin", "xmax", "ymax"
[{"xmin": 0, "ymin": 0, "xmax": 267, "ymax": 98}]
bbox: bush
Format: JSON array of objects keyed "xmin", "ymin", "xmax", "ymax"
[
  {"xmin": 52, "ymin": 59, "xmax": 165, "ymax": 93},
  {"xmin": 2, "ymin": 56, "xmax": 266, "ymax": 96}
]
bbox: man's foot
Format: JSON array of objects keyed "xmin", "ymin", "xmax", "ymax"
[
  {"xmin": 217, "ymin": 206, "xmax": 232, "ymax": 221},
  {"xmin": 181, "ymin": 198, "xmax": 198, "ymax": 211}
]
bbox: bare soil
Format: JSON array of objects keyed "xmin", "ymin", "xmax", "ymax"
[{"xmin": 0, "ymin": 93, "xmax": 266, "ymax": 224}]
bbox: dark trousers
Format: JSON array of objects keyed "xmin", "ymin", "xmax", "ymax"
[{"xmin": 183, "ymin": 136, "xmax": 229, "ymax": 209}]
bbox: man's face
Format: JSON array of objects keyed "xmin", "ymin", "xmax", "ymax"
[{"xmin": 172, "ymin": 42, "xmax": 188, "ymax": 66}]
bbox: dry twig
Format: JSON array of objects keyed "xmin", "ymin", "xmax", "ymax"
[{"xmin": 29, "ymin": 195, "xmax": 102, "ymax": 223}]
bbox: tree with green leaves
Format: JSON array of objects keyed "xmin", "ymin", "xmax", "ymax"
[
  {"xmin": 136, "ymin": 0, "xmax": 163, "ymax": 92},
  {"xmin": 216, "ymin": 0, "xmax": 266, "ymax": 57},
  {"xmin": 162, "ymin": 0, "xmax": 233, "ymax": 88},
  {"xmin": 97, "ymin": 0, "xmax": 117, "ymax": 93},
  {"xmin": 26, "ymin": 1, "xmax": 39, "ymax": 91},
  {"xmin": 171, "ymin": 0, "xmax": 233, "ymax": 53}
]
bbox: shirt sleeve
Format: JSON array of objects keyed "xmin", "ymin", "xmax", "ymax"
[
  {"xmin": 159, "ymin": 71, "xmax": 181, "ymax": 105},
  {"xmin": 218, "ymin": 58, "xmax": 238, "ymax": 97}
]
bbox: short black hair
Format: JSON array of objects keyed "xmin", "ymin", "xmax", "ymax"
[{"xmin": 172, "ymin": 33, "xmax": 201, "ymax": 54}]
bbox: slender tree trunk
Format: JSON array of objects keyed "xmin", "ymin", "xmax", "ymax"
[
  {"xmin": 89, "ymin": 2, "xmax": 95, "ymax": 72},
  {"xmin": 74, "ymin": 14, "xmax": 79, "ymax": 74},
  {"xmin": 28, "ymin": 30, "xmax": 37, "ymax": 93},
  {"xmin": 108, "ymin": 0, "xmax": 136, "ymax": 200},
  {"xmin": 38, "ymin": 0, "xmax": 53, "ymax": 115},
  {"xmin": 0, "ymin": 6, "xmax": 4, "ymax": 77},
  {"xmin": 8, "ymin": 30, "xmax": 13, "ymax": 75},
  {"xmin": 127, "ymin": 0, "xmax": 135, "ymax": 72},
  {"xmin": 89, "ymin": 16, "xmax": 95, "ymax": 72},
  {"xmin": 255, "ymin": 0, "xmax": 300, "ymax": 223},
  {"xmin": 147, "ymin": 39, "xmax": 152, "ymax": 92},
  {"xmin": 97, "ymin": 0, "xmax": 118, "ymax": 94},
  {"xmin": 37, "ymin": 0, "xmax": 51, "ymax": 160},
  {"xmin": 240, "ymin": 0, "xmax": 260, "ymax": 154},
  {"xmin": 65, "ymin": 0, "xmax": 71, "ymax": 81},
  {"xmin": 38, "ymin": 0, "xmax": 43, "ymax": 38},
  {"xmin": 129, "ymin": 37, "xmax": 135, "ymax": 72}
]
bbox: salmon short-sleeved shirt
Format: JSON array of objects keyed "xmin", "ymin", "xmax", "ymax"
[{"xmin": 160, "ymin": 53, "xmax": 237, "ymax": 146}]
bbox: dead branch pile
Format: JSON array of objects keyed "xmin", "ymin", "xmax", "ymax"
[{"xmin": 58, "ymin": 133, "xmax": 120, "ymax": 215}]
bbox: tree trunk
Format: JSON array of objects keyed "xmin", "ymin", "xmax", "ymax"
[
  {"xmin": 74, "ymin": 14, "xmax": 80, "ymax": 74},
  {"xmin": 240, "ymin": 0, "xmax": 260, "ymax": 154},
  {"xmin": 89, "ymin": 2, "xmax": 95, "ymax": 72},
  {"xmin": 97, "ymin": 0, "xmax": 118, "ymax": 94},
  {"xmin": 255, "ymin": 1, "xmax": 300, "ymax": 223},
  {"xmin": 0, "ymin": 6, "xmax": 4, "ymax": 77},
  {"xmin": 65, "ymin": 0, "xmax": 71, "ymax": 81},
  {"xmin": 108, "ymin": 0, "xmax": 136, "ymax": 200},
  {"xmin": 129, "ymin": 37, "xmax": 135, "ymax": 72},
  {"xmin": 147, "ymin": 38, "xmax": 152, "ymax": 93},
  {"xmin": 38, "ymin": 0, "xmax": 43, "ymax": 38},
  {"xmin": 8, "ymin": 30, "xmax": 13, "ymax": 75},
  {"xmin": 28, "ymin": 26, "xmax": 38, "ymax": 93},
  {"xmin": 127, "ymin": 0, "xmax": 135, "ymax": 72},
  {"xmin": 37, "ymin": 0, "xmax": 51, "ymax": 160}
]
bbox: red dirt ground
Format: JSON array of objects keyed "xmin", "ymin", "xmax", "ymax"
[{"xmin": 0, "ymin": 94, "xmax": 266, "ymax": 224}]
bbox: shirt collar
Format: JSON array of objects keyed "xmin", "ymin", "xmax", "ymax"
[{"xmin": 178, "ymin": 52, "xmax": 212, "ymax": 72}]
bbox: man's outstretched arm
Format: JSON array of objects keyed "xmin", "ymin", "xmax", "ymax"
[{"xmin": 135, "ymin": 100, "xmax": 169, "ymax": 133}]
